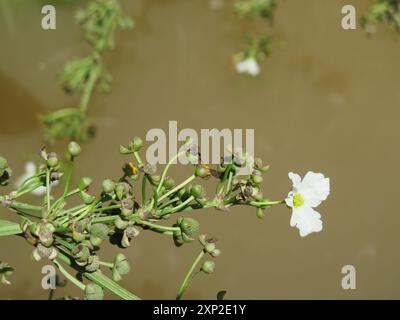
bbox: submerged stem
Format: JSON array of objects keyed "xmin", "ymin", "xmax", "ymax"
[{"xmin": 176, "ymin": 250, "xmax": 205, "ymax": 300}]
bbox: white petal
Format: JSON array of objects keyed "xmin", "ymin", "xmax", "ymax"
[
  {"xmin": 15, "ymin": 162, "xmax": 37, "ymax": 188},
  {"xmin": 290, "ymin": 206, "xmax": 323, "ymax": 237},
  {"xmin": 247, "ymin": 59, "xmax": 260, "ymax": 76},
  {"xmin": 288, "ymin": 172, "xmax": 302, "ymax": 190},
  {"xmin": 31, "ymin": 186, "xmax": 47, "ymax": 196},
  {"xmin": 297, "ymin": 171, "xmax": 330, "ymax": 207},
  {"xmin": 235, "ymin": 58, "xmax": 260, "ymax": 77},
  {"xmin": 285, "ymin": 191, "xmax": 294, "ymax": 208}
]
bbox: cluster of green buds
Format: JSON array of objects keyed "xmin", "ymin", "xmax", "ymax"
[
  {"xmin": 41, "ymin": 0, "xmax": 133, "ymax": 142},
  {"xmin": 0, "ymin": 135, "xmax": 286, "ymax": 300},
  {"xmin": 0, "ymin": 157, "xmax": 12, "ymax": 187},
  {"xmin": 199, "ymin": 235, "xmax": 221, "ymax": 274},
  {"xmin": 173, "ymin": 217, "xmax": 200, "ymax": 246},
  {"xmin": 76, "ymin": 0, "xmax": 134, "ymax": 52},
  {"xmin": 362, "ymin": 0, "xmax": 400, "ymax": 33}
]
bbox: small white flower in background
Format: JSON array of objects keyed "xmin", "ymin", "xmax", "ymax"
[
  {"xmin": 285, "ymin": 171, "xmax": 330, "ymax": 237},
  {"xmin": 235, "ymin": 58, "xmax": 260, "ymax": 77},
  {"xmin": 15, "ymin": 162, "xmax": 58, "ymax": 196}
]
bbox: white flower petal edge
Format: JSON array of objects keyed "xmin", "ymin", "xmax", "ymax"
[
  {"xmin": 286, "ymin": 171, "xmax": 330, "ymax": 237},
  {"xmin": 235, "ymin": 58, "xmax": 260, "ymax": 77},
  {"xmin": 15, "ymin": 162, "xmax": 58, "ymax": 197}
]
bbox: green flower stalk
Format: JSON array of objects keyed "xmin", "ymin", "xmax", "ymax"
[
  {"xmin": 233, "ymin": 0, "xmax": 277, "ymax": 76},
  {"xmin": 41, "ymin": 0, "xmax": 133, "ymax": 143}
]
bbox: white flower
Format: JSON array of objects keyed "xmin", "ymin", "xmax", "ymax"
[
  {"xmin": 15, "ymin": 162, "xmax": 58, "ymax": 196},
  {"xmin": 285, "ymin": 172, "xmax": 330, "ymax": 237},
  {"xmin": 235, "ymin": 58, "xmax": 260, "ymax": 77}
]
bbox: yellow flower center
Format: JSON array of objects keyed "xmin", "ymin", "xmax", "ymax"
[{"xmin": 293, "ymin": 193, "xmax": 304, "ymax": 207}]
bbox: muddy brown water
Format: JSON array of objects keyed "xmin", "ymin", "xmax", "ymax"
[{"xmin": 0, "ymin": 0, "xmax": 400, "ymax": 299}]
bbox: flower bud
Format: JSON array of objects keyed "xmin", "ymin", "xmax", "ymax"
[
  {"xmin": 37, "ymin": 223, "xmax": 55, "ymax": 247},
  {"xmin": 85, "ymin": 283, "xmax": 104, "ymax": 300},
  {"xmin": 114, "ymin": 217, "xmax": 128, "ymax": 230},
  {"xmin": 85, "ymin": 255, "xmax": 100, "ymax": 272},
  {"xmin": 201, "ymin": 260, "xmax": 215, "ymax": 274},
  {"xmin": 80, "ymin": 190, "xmax": 95, "ymax": 205},
  {"xmin": 78, "ymin": 177, "xmax": 92, "ymax": 191},
  {"xmin": 0, "ymin": 262, "xmax": 13, "ymax": 285},
  {"xmin": 251, "ymin": 169, "xmax": 263, "ymax": 185},
  {"xmin": 115, "ymin": 182, "xmax": 130, "ymax": 200},
  {"xmin": 102, "ymin": 179, "xmax": 115, "ymax": 193},
  {"xmin": 130, "ymin": 136, "xmax": 143, "ymax": 152},
  {"xmin": 150, "ymin": 175, "xmax": 160, "ymax": 184},
  {"xmin": 121, "ymin": 226, "xmax": 139, "ymax": 248},
  {"xmin": 46, "ymin": 152, "xmax": 59, "ymax": 168},
  {"xmin": 198, "ymin": 234, "xmax": 207, "ymax": 246},
  {"xmin": 211, "ymin": 249, "xmax": 221, "ymax": 258},
  {"xmin": 71, "ymin": 244, "xmax": 91, "ymax": 266},
  {"xmin": 89, "ymin": 223, "xmax": 109, "ymax": 246},
  {"xmin": 72, "ymin": 221, "xmax": 87, "ymax": 242},
  {"xmin": 163, "ymin": 177, "xmax": 175, "ymax": 190},
  {"xmin": 204, "ymin": 242, "xmax": 216, "ymax": 254},
  {"xmin": 33, "ymin": 244, "xmax": 58, "ymax": 261},
  {"xmin": 119, "ymin": 145, "xmax": 132, "ymax": 155},
  {"xmin": 195, "ymin": 165, "xmax": 211, "ymax": 179},
  {"xmin": 121, "ymin": 198, "xmax": 134, "ymax": 217},
  {"xmin": 67, "ymin": 141, "xmax": 81, "ymax": 157},
  {"xmin": 177, "ymin": 217, "xmax": 199, "ymax": 243},
  {"xmin": 112, "ymin": 253, "xmax": 131, "ymax": 282},
  {"xmin": 190, "ymin": 185, "xmax": 204, "ymax": 199},
  {"xmin": 254, "ymin": 158, "xmax": 270, "ymax": 172},
  {"xmin": 256, "ymin": 207, "xmax": 265, "ymax": 219}
]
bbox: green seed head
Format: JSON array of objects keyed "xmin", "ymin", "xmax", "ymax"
[
  {"xmin": 85, "ymin": 283, "xmax": 104, "ymax": 300},
  {"xmin": 201, "ymin": 260, "xmax": 215, "ymax": 274},
  {"xmin": 102, "ymin": 179, "xmax": 115, "ymax": 193},
  {"xmin": 68, "ymin": 141, "xmax": 81, "ymax": 157},
  {"xmin": 130, "ymin": 136, "xmax": 143, "ymax": 152}
]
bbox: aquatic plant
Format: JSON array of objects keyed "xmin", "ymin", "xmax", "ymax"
[
  {"xmin": 0, "ymin": 139, "xmax": 330, "ymax": 299},
  {"xmin": 233, "ymin": 0, "xmax": 276, "ymax": 76},
  {"xmin": 362, "ymin": 0, "xmax": 400, "ymax": 33},
  {"xmin": 41, "ymin": 0, "xmax": 133, "ymax": 143}
]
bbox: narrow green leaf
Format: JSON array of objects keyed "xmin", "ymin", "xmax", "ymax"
[{"xmin": 0, "ymin": 219, "xmax": 23, "ymax": 236}]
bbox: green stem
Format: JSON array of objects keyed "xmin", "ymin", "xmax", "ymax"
[
  {"xmin": 45, "ymin": 169, "xmax": 51, "ymax": 216},
  {"xmin": 176, "ymin": 250, "xmax": 205, "ymax": 300},
  {"xmin": 53, "ymin": 259, "xmax": 86, "ymax": 291},
  {"xmin": 158, "ymin": 175, "xmax": 196, "ymax": 203},
  {"xmin": 57, "ymin": 251, "xmax": 140, "ymax": 300},
  {"xmin": 156, "ymin": 148, "xmax": 188, "ymax": 196},
  {"xmin": 136, "ymin": 220, "xmax": 180, "ymax": 233},
  {"xmin": 159, "ymin": 196, "xmax": 195, "ymax": 217},
  {"xmin": 99, "ymin": 261, "xmax": 114, "ymax": 268},
  {"xmin": 80, "ymin": 65, "xmax": 100, "ymax": 114},
  {"xmin": 93, "ymin": 204, "xmax": 121, "ymax": 213},
  {"xmin": 141, "ymin": 174, "xmax": 148, "ymax": 205}
]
